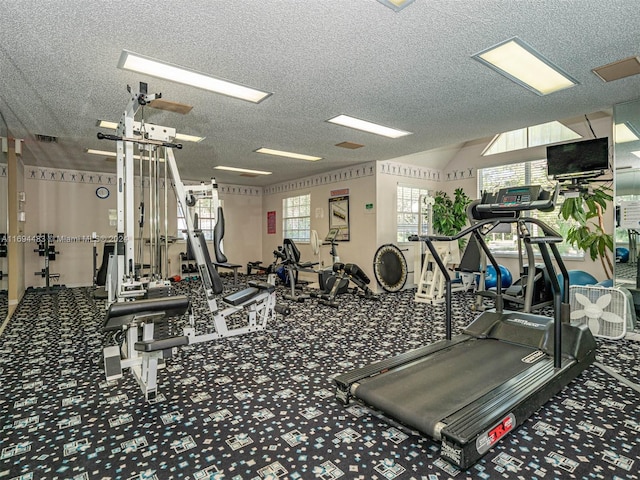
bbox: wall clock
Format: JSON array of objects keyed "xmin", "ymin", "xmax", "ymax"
[{"xmin": 96, "ymin": 186, "xmax": 110, "ymax": 199}]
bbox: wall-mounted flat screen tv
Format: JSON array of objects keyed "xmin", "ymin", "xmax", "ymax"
[{"xmin": 546, "ymin": 137, "xmax": 609, "ymax": 179}]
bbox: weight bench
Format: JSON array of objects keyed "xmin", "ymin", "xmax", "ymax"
[
  {"xmin": 102, "ymin": 295, "xmax": 190, "ymax": 401},
  {"xmin": 213, "ymin": 261, "xmax": 243, "ymax": 286},
  {"xmin": 223, "ymin": 280, "xmax": 276, "ymax": 306}
]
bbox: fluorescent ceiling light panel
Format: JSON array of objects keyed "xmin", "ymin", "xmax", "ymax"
[
  {"xmin": 117, "ymin": 50, "xmax": 272, "ymax": 103},
  {"xmin": 472, "ymin": 37, "xmax": 578, "ymax": 95},
  {"xmin": 615, "ymin": 122, "xmax": 640, "ymax": 143},
  {"xmin": 255, "ymin": 147, "xmax": 322, "ymax": 161},
  {"xmin": 174, "ymin": 133, "xmax": 205, "ymax": 143},
  {"xmin": 86, "ymin": 148, "xmax": 142, "ymax": 160},
  {"xmin": 214, "ymin": 165, "xmax": 272, "ymax": 175},
  {"xmin": 98, "ymin": 120, "xmax": 119, "ymax": 129},
  {"xmin": 98, "ymin": 120, "xmax": 205, "ymax": 142},
  {"xmin": 376, "ymin": 0, "xmax": 416, "ymax": 12},
  {"xmin": 327, "ymin": 114, "xmax": 412, "ymax": 138}
]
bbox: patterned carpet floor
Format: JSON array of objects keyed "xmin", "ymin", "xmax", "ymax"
[{"xmin": 1, "ymin": 276, "xmax": 640, "ymax": 480}]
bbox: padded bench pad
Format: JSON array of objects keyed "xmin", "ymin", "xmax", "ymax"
[
  {"xmin": 134, "ymin": 335, "xmax": 189, "ymax": 352},
  {"xmin": 223, "ymin": 287, "xmax": 260, "ymax": 306},
  {"xmin": 103, "ymin": 295, "xmax": 190, "ymax": 332},
  {"xmin": 213, "ymin": 262, "xmax": 242, "ymax": 270}
]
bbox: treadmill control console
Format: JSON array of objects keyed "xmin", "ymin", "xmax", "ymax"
[{"xmin": 477, "ymin": 185, "xmax": 556, "ymax": 214}]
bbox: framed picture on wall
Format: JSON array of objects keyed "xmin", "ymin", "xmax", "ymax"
[{"xmin": 329, "ymin": 195, "xmax": 349, "ymax": 241}]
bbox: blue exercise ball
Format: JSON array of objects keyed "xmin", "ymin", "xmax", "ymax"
[
  {"xmin": 616, "ymin": 247, "xmax": 630, "ymax": 263},
  {"xmin": 485, "ymin": 264, "xmax": 513, "ymax": 289},
  {"xmin": 556, "ymin": 270, "xmax": 598, "ymax": 298},
  {"xmin": 596, "ymin": 279, "xmax": 614, "ymax": 288}
]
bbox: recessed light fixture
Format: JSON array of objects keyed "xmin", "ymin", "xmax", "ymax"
[
  {"xmin": 86, "ymin": 148, "xmax": 142, "ymax": 160},
  {"xmin": 376, "ymin": 0, "xmax": 416, "ymax": 12},
  {"xmin": 174, "ymin": 133, "xmax": 205, "ymax": 143},
  {"xmin": 615, "ymin": 122, "xmax": 640, "ymax": 143},
  {"xmin": 214, "ymin": 165, "xmax": 272, "ymax": 175},
  {"xmin": 97, "ymin": 120, "xmax": 119, "ymax": 129},
  {"xmin": 97, "ymin": 120, "xmax": 205, "ymax": 143},
  {"xmin": 472, "ymin": 37, "xmax": 578, "ymax": 95},
  {"xmin": 327, "ymin": 114, "xmax": 412, "ymax": 139},
  {"xmin": 117, "ymin": 50, "xmax": 272, "ymax": 103},
  {"xmin": 255, "ymin": 147, "xmax": 322, "ymax": 161}
]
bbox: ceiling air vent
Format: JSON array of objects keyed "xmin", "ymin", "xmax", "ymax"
[
  {"xmin": 35, "ymin": 134, "xmax": 58, "ymax": 143},
  {"xmin": 592, "ymin": 56, "xmax": 640, "ymax": 82},
  {"xmin": 336, "ymin": 141, "xmax": 364, "ymax": 149}
]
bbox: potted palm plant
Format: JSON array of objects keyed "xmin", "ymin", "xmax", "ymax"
[{"xmin": 558, "ymin": 183, "xmax": 614, "ymax": 279}]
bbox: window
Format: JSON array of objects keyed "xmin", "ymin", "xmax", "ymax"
[
  {"xmin": 478, "ymin": 160, "xmax": 582, "ymax": 258},
  {"xmin": 483, "ymin": 121, "xmax": 581, "ymax": 156},
  {"xmin": 397, "ymin": 185, "xmax": 430, "ymax": 242},
  {"xmin": 283, "ymin": 194, "xmax": 311, "ymax": 242},
  {"xmin": 177, "ymin": 198, "xmax": 217, "ymax": 241}
]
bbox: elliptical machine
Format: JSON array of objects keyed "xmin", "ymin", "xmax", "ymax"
[
  {"xmin": 309, "ymin": 229, "xmax": 378, "ymax": 307},
  {"xmin": 314, "ymin": 228, "xmax": 350, "ymax": 299}
]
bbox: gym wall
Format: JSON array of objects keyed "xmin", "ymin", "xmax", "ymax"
[
  {"xmin": 376, "ymin": 161, "xmax": 442, "ymax": 290},
  {"xmin": 21, "ymin": 167, "xmax": 263, "ymax": 287},
  {"xmin": 261, "ymin": 162, "xmax": 378, "ymax": 289},
  {"xmin": 23, "ymin": 169, "xmax": 120, "ymax": 288}
]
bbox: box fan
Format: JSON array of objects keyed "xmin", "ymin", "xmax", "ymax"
[{"xmin": 569, "ymin": 285, "xmax": 636, "ymax": 340}]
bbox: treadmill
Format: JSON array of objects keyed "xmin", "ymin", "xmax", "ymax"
[{"xmin": 334, "ymin": 185, "xmax": 596, "ymax": 469}]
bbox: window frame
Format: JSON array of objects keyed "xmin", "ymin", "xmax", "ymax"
[
  {"xmin": 177, "ymin": 197, "xmax": 218, "ymax": 241},
  {"xmin": 282, "ymin": 193, "xmax": 311, "ymax": 243},
  {"xmin": 396, "ymin": 184, "xmax": 431, "ymax": 243}
]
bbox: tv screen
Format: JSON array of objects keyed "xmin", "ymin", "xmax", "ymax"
[{"xmin": 546, "ymin": 137, "xmax": 609, "ymax": 179}]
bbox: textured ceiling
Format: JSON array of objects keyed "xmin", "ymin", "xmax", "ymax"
[{"xmin": 1, "ymin": 0, "xmax": 639, "ymax": 186}]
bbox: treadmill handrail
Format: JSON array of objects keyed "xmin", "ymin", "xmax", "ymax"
[
  {"xmin": 418, "ymin": 205, "xmax": 569, "ymax": 370},
  {"xmin": 418, "ymin": 217, "xmax": 564, "ymax": 244}
]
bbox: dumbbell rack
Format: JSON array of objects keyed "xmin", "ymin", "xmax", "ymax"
[{"xmin": 33, "ymin": 233, "xmax": 64, "ymax": 293}]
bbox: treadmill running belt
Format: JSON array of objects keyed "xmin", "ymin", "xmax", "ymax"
[{"xmin": 355, "ymin": 339, "xmax": 541, "ymax": 436}]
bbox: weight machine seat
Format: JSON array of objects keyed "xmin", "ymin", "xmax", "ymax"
[
  {"xmin": 189, "ymin": 231, "xmax": 225, "ymax": 295},
  {"xmin": 283, "ymin": 238, "xmax": 318, "ymax": 270},
  {"xmin": 95, "ymin": 242, "xmax": 115, "ymax": 287},
  {"xmin": 344, "ymin": 263, "xmax": 370, "ymax": 284},
  {"xmin": 222, "ymin": 280, "xmax": 275, "ymax": 306},
  {"xmin": 103, "ymin": 295, "xmax": 190, "ymax": 331}
]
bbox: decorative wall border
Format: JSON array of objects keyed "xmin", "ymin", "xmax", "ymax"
[
  {"xmin": 378, "ymin": 161, "xmax": 441, "ymax": 181},
  {"xmin": 22, "ymin": 165, "xmax": 262, "ymax": 196},
  {"xmin": 442, "ymin": 167, "xmax": 476, "ymax": 182},
  {"xmin": 263, "ymin": 162, "xmax": 376, "ymax": 196},
  {"xmin": 25, "ymin": 165, "xmax": 117, "ymax": 186}
]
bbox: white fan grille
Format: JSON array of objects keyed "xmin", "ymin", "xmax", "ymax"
[{"xmin": 569, "ymin": 285, "xmax": 629, "ymax": 340}]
